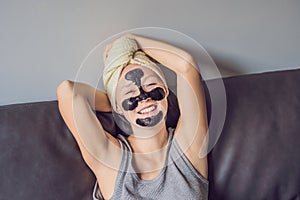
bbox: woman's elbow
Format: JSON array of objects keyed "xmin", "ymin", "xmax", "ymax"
[{"xmin": 56, "ymin": 80, "xmax": 74, "ymax": 100}]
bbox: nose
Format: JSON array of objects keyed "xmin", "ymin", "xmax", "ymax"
[{"xmin": 137, "ymin": 86, "xmax": 149, "ymax": 101}]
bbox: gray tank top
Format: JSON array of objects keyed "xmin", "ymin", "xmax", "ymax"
[{"xmin": 93, "ymin": 128, "xmax": 208, "ymax": 200}]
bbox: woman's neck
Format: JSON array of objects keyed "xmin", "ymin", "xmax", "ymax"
[{"xmin": 127, "ymin": 126, "xmax": 169, "ymax": 154}]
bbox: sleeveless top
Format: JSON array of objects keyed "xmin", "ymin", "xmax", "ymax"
[{"xmin": 93, "ymin": 128, "xmax": 208, "ymax": 200}]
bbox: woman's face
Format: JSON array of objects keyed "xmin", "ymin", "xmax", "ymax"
[{"xmin": 115, "ymin": 64, "xmax": 168, "ymax": 129}]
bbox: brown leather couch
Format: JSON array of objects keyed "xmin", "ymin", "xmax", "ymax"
[{"xmin": 1, "ymin": 69, "xmax": 299, "ymax": 200}]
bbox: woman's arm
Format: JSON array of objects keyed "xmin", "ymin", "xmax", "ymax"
[
  {"xmin": 56, "ymin": 80, "xmax": 121, "ymax": 198},
  {"xmin": 94, "ymin": 87, "xmax": 112, "ymax": 112},
  {"xmin": 125, "ymin": 34, "xmax": 197, "ymax": 74},
  {"xmin": 127, "ymin": 34, "xmax": 208, "ymax": 178}
]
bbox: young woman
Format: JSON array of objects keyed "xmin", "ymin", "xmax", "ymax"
[{"xmin": 56, "ymin": 34, "xmax": 208, "ymax": 199}]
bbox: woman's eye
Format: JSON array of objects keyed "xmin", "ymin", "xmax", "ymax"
[
  {"xmin": 145, "ymin": 83, "xmax": 157, "ymax": 87},
  {"xmin": 125, "ymin": 90, "xmax": 134, "ymax": 95}
]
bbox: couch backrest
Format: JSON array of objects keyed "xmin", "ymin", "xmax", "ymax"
[
  {"xmin": 1, "ymin": 69, "xmax": 300, "ymax": 200},
  {"xmin": 0, "ymin": 101, "xmax": 95, "ymax": 199},
  {"xmin": 208, "ymin": 69, "xmax": 300, "ymax": 199}
]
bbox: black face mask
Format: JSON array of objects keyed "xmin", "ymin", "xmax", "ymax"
[
  {"xmin": 121, "ymin": 86, "xmax": 166, "ymax": 111},
  {"xmin": 121, "ymin": 68, "xmax": 166, "ymax": 111},
  {"xmin": 118, "ymin": 68, "xmax": 167, "ymax": 128}
]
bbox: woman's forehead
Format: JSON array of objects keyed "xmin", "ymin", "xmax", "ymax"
[{"xmin": 119, "ymin": 65, "xmax": 161, "ymax": 83}]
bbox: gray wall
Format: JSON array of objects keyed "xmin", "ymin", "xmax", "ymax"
[{"xmin": 1, "ymin": 0, "xmax": 299, "ymax": 106}]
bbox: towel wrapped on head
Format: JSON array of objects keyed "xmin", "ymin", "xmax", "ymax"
[{"xmin": 103, "ymin": 36, "xmax": 167, "ymax": 111}]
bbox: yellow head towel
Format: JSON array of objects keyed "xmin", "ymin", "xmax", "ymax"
[{"xmin": 103, "ymin": 36, "xmax": 167, "ymax": 111}]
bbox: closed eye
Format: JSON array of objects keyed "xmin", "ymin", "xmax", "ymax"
[
  {"xmin": 144, "ymin": 83, "xmax": 159, "ymax": 91},
  {"xmin": 147, "ymin": 83, "xmax": 157, "ymax": 86},
  {"xmin": 121, "ymin": 85, "xmax": 136, "ymax": 96},
  {"xmin": 145, "ymin": 83, "xmax": 157, "ymax": 88},
  {"xmin": 124, "ymin": 90, "xmax": 134, "ymax": 95}
]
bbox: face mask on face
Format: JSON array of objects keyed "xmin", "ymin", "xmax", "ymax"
[
  {"xmin": 120, "ymin": 68, "xmax": 167, "ymax": 127},
  {"xmin": 122, "ymin": 87, "xmax": 166, "ymax": 111},
  {"xmin": 121, "ymin": 68, "xmax": 166, "ymax": 111}
]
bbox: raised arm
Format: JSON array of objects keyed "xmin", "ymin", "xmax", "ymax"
[
  {"xmin": 56, "ymin": 80, "xmax": 121, "ymax": 198},
  {"xmin": 126, "ymin": 34, "xmax": 208, "ymax": 178}
]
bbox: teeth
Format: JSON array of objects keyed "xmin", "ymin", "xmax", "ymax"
[{"xmin": 139, "ymin": 105, "xmax": 156, "ymax": 114}]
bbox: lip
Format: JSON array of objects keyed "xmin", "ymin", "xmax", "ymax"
[{"xmin": 137, "ymin": 103, "xmax": 158, "ymax": 117}]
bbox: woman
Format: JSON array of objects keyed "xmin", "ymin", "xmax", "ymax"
[{"xmin": 56, "ymin": 34, "xmax": 208, "ymax": 199}]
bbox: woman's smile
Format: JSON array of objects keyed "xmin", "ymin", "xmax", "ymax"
[{"xmin": 137, "ymin": 103, "xmax": 159, "ymax": 117}]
